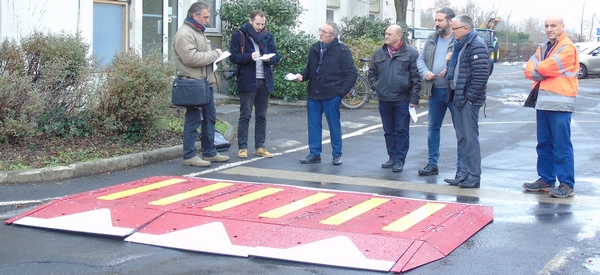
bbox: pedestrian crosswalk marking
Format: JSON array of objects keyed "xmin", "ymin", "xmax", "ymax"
[
  {"xmin": 203, "ymin": 187, "xmax": 284, "ymax": 212},
  {"xmin": 319, "ymin": 198, "xmax": 390, "ymax": 225},
  {"xmin": 148, "ymin": 182, "xmax": 234, "ymax": 206},
  {"xmin": 258, "ymin": 192, "xmax": 336, "ymax": 218},
  {"xmin": 382, "ymin": 202, "xmax": 446, "ymax": 232},
  {"xmin": 97, "ymin": 178, "xmax": 188, "ymax": 200}
]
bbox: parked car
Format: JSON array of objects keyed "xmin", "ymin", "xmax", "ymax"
[{"xmin": 576, "ymin": 42, "xmax": 600, "ymax": 79}]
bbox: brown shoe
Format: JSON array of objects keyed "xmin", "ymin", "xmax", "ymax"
[
  {"xmin": 254, "ymin": 146, "xmax": 273, "ymax": 158},
  {"xmin": 237, "ymin": 149, "xmax": 248, "ymax": 158},
  {"xmin": 202, "ymin": 153, "xmax": 230, "ymax": 162},
  {"xmin": 183, "ymin": 156, "xmax": 210, "ymax": 167}
]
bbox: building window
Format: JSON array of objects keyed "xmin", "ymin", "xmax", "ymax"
[{"xmin": 326, "ymin": 9, "xmax": 334, "ymax": 22}]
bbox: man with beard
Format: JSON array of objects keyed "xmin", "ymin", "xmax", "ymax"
[
  {"xmin": 416, "ymin": 7, "xmax": 461, "ymax": 177},
  {"xmin": 229, "ymin": 10, "xmax": 280, "ymax": 159}
]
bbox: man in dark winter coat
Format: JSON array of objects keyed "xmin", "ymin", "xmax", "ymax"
[
  {"xmin": 368, "ymin": 24, "xmax": 421, "ymax": 173},
  {"xmin": 444, "ymin": 14, "xmax": 490, "ymax": 188},
  {"xmin": 230, "ymin": 10, "xmax": 280, "ymax": 159},
  {"xmin": 291, "ymin": 22, "xmax": 357, "ymax": 166}
]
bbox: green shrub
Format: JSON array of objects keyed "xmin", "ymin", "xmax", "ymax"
[
  {"xmin": 219, "ymin": 0, "xmax": 312, "ymax": 101},
  {"xmin": 95, "ymin": 49, "xmax": 174, "ymax": 143},
  {"xmin": 0, "ymin": 74, "xmax": 39, "ymax": 143},
  {"xmin": 340, "ymin": 16, "xmax": 412, "ymax": 44}
]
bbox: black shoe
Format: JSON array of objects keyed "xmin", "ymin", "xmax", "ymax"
[
  {"xmin": 382, "ymin": 159, "xmax": 394, "ymax": 168},
  {"xmin": 299, "ymin": 155, "xmax": 321, "ymax": 164},
  {"xmin": 444, "ymin": 173, "xmax": 467, "ymax": 186},
  {"xmin": 332, "ymin": 156, "xmax": 342, "ymax": 165},
  {"xmin": 392, "ymin": 162, "xmax": 403, "ymax": 172},
  {"xmin": 418, "ymin": 164, "xmax": 439, "ymax": 176},
  {"xmin": 459, "ymin": 179, "xmax": 480, "ymax": 188}
]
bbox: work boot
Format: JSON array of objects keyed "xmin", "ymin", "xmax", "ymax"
[
  {"xmin": 202, "ymin": 153, "xmax": 230, "ymax": 162},
  {"xmin": 392, "ymin": 162, "xmax": 403, "ymax": 172},
  {"xmin": 381, "ymin": 158, "xmax": 394, "ymax": 168},
  {"xmin": 237, "ymin": 149, "xmax": 248, "ymax": 158},
  {"xmin": 255, "ymin": 146, "xmax": 273, "ymax": 158},
  {"xmin": 183, "ymin": 156, "xmax": 210, "ymax": 167},
  {"xmin": 444, "ymin": 170, "xmax": 467, "ymax": 186}
]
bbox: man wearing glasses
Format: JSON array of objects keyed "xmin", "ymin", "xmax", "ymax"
[
  {"xmin": 444, "ymin": 15, "xmax": 490, "ymax": 188},
  {"xmin": 416, "ymin": 7, "xmax": 461, "ymax": 177},
  {"xmin": 291, "ymin": 22, "xmax": 358, "ymax": 165}
]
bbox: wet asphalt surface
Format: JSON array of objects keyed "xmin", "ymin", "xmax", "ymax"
[{"xmin": 1, "ymin": 65, "xmax": 600, "ymax": 274}]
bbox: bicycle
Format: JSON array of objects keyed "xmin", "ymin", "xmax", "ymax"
[{"xmin": 341, "ymin": 58, "xmax": 376, "ymax": 109}]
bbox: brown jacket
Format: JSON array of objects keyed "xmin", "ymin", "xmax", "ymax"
[{"xmin": 172, "ymin": 21, "xmax": 219, "ymax": 85}]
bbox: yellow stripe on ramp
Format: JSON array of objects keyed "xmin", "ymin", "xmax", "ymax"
[
  {"xmin": 319, "ymin": 198, "xmax": 390, "ymax": 225},
  {"xmin": 203, "ymin": 187, "xmax": 284, "ymax": 212},
  {"xmin": 97, "ymin": 178, "xmax": 188, "ymax": 200},
  {"xmin": 148, "ymin": 182, "xmax": 234, "ymax": 206},
  {"xmin": 382, "ymin": 202, "xmax": 446, "ymax": 232},
  {"xmin": 259, "ymin": 192, "xmax": 336, "ymax": 218}
]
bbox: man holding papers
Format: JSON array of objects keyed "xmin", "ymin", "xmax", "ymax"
[
  {"xmin": 229, "ymin": 10, "xmax": 280, "ymax": 159},
  {"xmin": 368, "ymin": 24, "xmax": 421, "ymax": 173}
]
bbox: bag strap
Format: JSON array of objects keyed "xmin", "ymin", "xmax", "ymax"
[{"xmin": 238, "ymin": 30, "xmax": 245, "ymax": 53}]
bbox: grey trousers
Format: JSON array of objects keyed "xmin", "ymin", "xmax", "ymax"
[{"xmin": 453, "ymin": 103, "xmax": 482, "ymax": 181}]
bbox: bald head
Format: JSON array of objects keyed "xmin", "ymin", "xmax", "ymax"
[
  {"xmin": 384, "ymin": 24, "xmax": 404, "ymax": 48},
  {"xmin": 544, "ymin": 16, "xmax": 565, "ymax": 43}
]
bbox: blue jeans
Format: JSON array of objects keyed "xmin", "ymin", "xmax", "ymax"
[
  {"xmin": 183, "ymin": 87, "xmax": 217, "ymax": 159},
  {"xmin": 379, "ymin": 100, "xmax": 410, "ymax": 163},
  {"xmin": 536, "ymin": 110, "xmax": 575, "ymax": 188},
  {"xmin": 307, "ymin": 96, "xmax": 342, "ymax": 157},
  {"xmin": 428, "ymin": 88, "xmax": 460, "ymax": 166},
  {"xmin": 237, "ymin": 79, "xmax": 270, "ymax": 150}
]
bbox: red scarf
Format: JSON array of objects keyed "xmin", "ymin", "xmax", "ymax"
[{"xmin": 387, "ymin": 40, "xmax": 403, "ymax": 57}]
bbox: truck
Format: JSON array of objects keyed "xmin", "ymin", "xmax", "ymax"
[{"xmin": 476, "ymin": 18, "xmax": 501, "ymax": 63}]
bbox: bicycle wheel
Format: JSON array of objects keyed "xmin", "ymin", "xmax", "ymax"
[{"xmin": 341, "ymin": 75, "xmax": 370, "ymax": 109}]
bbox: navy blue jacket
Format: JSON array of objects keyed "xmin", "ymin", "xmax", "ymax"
[
  {"xmin": 368, "ymin": 42, "xmax": 421, "ymax": 105},
  {"xmin": 451, "ymin": 34, "xmax": 489, "ymax": 107},
  {"xmin": 229, "ymin": 24, "xmax": 280, "ymax": 93},
  {"xmin": 299, "ymin": 38, "xmax": 357, "ymax": 100}
]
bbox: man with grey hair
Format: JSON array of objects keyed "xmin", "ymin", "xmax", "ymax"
[
  {"xmin": 173, "ymin": 2, "xmax": 230, "ymax": 167},
  {"xmin": 292, "ymin": 22, "xmax": 357, "ymax": 165},
  {"xmin": 444, "ymin": 14, "xmax": 489, "ymax": 188},
  {"xmin": 417, "ymin": 7, "xmax": 461, "ymax": 177}
]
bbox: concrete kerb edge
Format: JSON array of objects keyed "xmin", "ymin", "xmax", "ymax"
[{"xmin": 0, "ymin": 120, "xmax": 236, "ymax": 185}]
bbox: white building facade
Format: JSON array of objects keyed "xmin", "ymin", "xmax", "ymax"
[{"xmin": 0, "ymin": 0, "xmax": 422, "ymax": 65}]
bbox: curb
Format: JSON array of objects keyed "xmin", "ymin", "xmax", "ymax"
[{"xmin": 0, "ymin": 119, "xmax": 235, "ymax": 185}]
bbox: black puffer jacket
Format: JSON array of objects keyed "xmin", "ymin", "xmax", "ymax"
[
  {"xmin": 300, "ymin": 38, "xmax": 358, "ymax": 100},
  {"xmin": 451, "ymin": 34, "xmax": 489, "ymax": 108},
  {"xmin": 368, "ymin": 42, "xmax": 421, "ymax": 105}
]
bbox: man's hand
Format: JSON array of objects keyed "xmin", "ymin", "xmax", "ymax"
[
  {"xmin": 440, "ymin": 69, "xmax": 447, "ymax": 77},
  {"xmin": 294, "ymin": 74, "xmax": 303, "ymax": 82},
  {"xmin": 215, "ymin": 48, "xmax": 223, "ymax": 56},
  {"xmin": 445, "ymin": 52, "xmax": 452, "ymax": 62},
  {"xmin": 425, "ymin": 72, "xmax": 437, "ymax": 81},
  {"xmin": 252, "ymin": 52, "xmax": 259, "ymax": 61}
]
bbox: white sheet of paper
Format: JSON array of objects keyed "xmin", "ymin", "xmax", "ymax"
[
  {"xmin": 257, "ymin": 53, "xmax": 276, "ymax": 61},
  {"xmin": 213, "ymin": 51, "xmax": 231, "ymax": 71},
  {"xmin": 285, "ymin": 73, "xmax": 297, "ymax": 81},
  {"xmin": 409, "ymin": 107, "xmax": 418, "ymax": 123}
]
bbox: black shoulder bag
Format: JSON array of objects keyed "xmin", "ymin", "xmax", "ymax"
[
  {"xmin": 524, "ymin": 82, "xmax": 540, "ymax": 108},
  {"xmin": 171, "ymin": 66, "xmax": 211, "ymax": 107}
]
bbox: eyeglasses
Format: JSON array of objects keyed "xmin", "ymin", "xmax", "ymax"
[
  {"xmin": 319, "ymin": 28, "xmax": 332, "ymax": 35},
  {"xmin": 452, "ymin": 25, "xmax": 466, "ymax": 31}
]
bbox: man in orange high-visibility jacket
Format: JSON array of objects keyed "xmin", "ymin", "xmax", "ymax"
[{"xmin": 523, "ymin": 16, "xmax": 579, "ymax": 198}]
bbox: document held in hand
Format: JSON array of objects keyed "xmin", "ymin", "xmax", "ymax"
[
  {"xmin": 257, "ymin": 53, "xmax": 276, "ymax": 61},
  {"xmin": 409, "ymin": 106, "xmax": 418, "ymax": 123}
]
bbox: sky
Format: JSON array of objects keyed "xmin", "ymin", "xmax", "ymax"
[{"xmin": 420, "ymin": 0, "xmax": 600, "ymax": 32}]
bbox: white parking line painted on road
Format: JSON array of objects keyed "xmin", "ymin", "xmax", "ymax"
[
  {"xmin": 538, "ymin": 247, "xmax": 575, "ymax": 275},
  {"xmin": 0, "ymin": 199, "xmax": 47, "ymax": 206}
]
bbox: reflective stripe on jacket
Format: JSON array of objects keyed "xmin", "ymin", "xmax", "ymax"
[{"xmin": 524, "ymin": 32, "xmax": 579, "ymax": 112}]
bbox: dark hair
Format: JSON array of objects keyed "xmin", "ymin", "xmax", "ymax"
[
  {"xmin": 436, "ymin": 7, "xmax": 455, "ymax": 21},
  {"xmin": 187, "ymin": 2, "xmax": 210, "ymax": 18},
  {"xmin": 453, "ymin": 14, "xmax": 474, "ymax": 30},
  {"xmin": 250, "ymin": 10, "xmax": 265, "ymax": 20}
]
